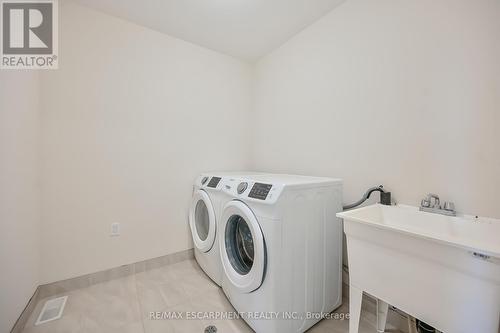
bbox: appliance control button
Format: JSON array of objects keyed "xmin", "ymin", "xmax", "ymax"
[
  {"xmin": 237, "ymin": 182, "xmax": 248, "ymax": 194},
  {"xmin": 201, "ymin": 176, "xmax": 209, "ymax": 185}
]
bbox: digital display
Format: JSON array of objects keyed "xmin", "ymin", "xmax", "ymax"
[
  {"xmin": 248, "ymin": 183, "xmax": 272, "ymax": 200},
  {"xmin": 207, "ymin": 177, "xmax": 222, "ymax": 188}
]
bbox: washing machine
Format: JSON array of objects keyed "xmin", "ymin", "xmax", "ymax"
[
  {"xmin": 189, "ymin": 172, "xmax": 260, "ymax": 286},
  {"xmin": 219, "ymin": 174, "xmax": 343, "ymax": 333}
]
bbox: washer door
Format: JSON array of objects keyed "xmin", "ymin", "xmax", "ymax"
[
  {"xmin": 220, "ymin": 200, "xmax": 266, "ymax": 293},
  {"xmin": 189, "ymin": 190, "xmax": 216, "ymax": 253}
]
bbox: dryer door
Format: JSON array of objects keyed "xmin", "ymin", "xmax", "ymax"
[
  {"xmin": 189, "ymin": 190, "xmax": 216, "ymax": 253},
  {"xmin": 220, "ymin": 200, "xmax": 266, "ymax": 293}
]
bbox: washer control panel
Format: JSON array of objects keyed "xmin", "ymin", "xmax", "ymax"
[
  {"xmin": 221, "ymin": 177, "xmax": 284, "ymax": 204},
  {"xmin": 248, "ymin": 183, "xmax": 273, "ymax": 200}
]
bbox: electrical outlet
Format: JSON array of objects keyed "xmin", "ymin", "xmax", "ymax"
[{"xmin": 110, "ymin": 223, "xmax": 120, "ymax": 236}]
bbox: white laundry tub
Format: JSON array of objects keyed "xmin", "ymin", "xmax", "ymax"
[{"xmin": 337, "ymin": 204, "xmax": 500, "ymax": 333}]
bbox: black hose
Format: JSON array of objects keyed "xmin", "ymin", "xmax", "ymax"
[{"xmin": 343, "ymin": 185, "xmax": 391, "ymax": 210}]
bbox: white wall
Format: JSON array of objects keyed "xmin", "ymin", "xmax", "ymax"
[
  {"xmin": 0, "ymin": 72, "xmax": 40, "ymax": 332},
  {"xmin": 253, "ymin": 0, "xmax": 500, "ymax": 218},
  {"xmin": 7, "ymin": 0, "xmax": 499, "ymax": 289},
  {"xmin": 39, "ymin": 3, "xmax": 252, "ymax": 283}
]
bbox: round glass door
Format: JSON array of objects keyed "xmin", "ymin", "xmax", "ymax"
[
  {"xmin": 194, "ymin": 200, "xmax": 210, "ymax": 241},
  {"xmin": 220, "ymin": 200, "xmax": 265, "ymax": 293},
  {"xmin": 189, "ymin": 190, "xmax": 216, "ymax": 252},
  {"xmin": 225, "ymin": 215, "xmax": 255, "ymax": 275}
]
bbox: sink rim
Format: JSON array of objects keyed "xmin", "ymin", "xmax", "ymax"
[{"xmin": 337, "ymin": 204, "xmax": 500, "ymax": 259}]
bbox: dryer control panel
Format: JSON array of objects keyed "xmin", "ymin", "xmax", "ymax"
[
  {"xmin": 194, "ymin": 174, "xmax": 224, "ymax": 191},
  {"xmin": 207, "ymin": 176, "xmax": 222, "ymax": 188}
]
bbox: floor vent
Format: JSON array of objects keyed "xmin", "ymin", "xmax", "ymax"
[{"xmin": 35, "ymin": 296, "xmax": 68, "ymax": 326}]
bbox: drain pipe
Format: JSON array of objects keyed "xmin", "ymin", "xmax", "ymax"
[{"xmin": 343, "ymin": 185, "xmax": 392, "ymax": 210}]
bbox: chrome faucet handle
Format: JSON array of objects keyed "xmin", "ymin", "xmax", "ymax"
[
  {"xmin": 421, "ymin": 199, "xmax": 430, "ymax": 208},
  {"xmin": 443, "ymin": 201, "xmax": 455, "ymax": 212},
  {"xmin": 426, "ymin": 193, "xmax": 440, "ymax": 208}
]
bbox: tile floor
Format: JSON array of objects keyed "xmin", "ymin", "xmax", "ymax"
[{"xmin": 22, "ymin": 259, "xmax": 403, "ymax": 333}]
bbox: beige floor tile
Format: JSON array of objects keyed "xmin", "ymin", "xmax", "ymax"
[
  {"xmin": 137, "ymin": 284, "xmax": 169, "ymax": 315},
  {"xmin": 189, "ymin": 288, "xmax": 234, "ymax": 313},
  {"xmin": 135, "ymin": 266, "xmax": 177, "ymax": 288},
  {"xmin": 83, "ymin": 319, "xmax": 144, "ymax": 333},
  {"xmin": 63, "ymin": 288, "xmax": 103, "ymax": 314},
  {"xmin": 142, "ymin": 317, "xmax": 175, "ymax": 333},
  {"xmin": 143, "ymin": 301, "xmax": 204, "ymax": 333},
  {"xmin": 85, "ymin": 275, "xmax": 138, "ymax": 304},
  {"xmin": 202, "ymin": 318, "xmax": 254, "ymax": 333},
  {"xmin": 168, "ymin": 259, "xmax": 205, "ymax": 281},
  {"xmin": 22, "ymin": 311, "xmax": 86, "ymax": 333},
  {"xmin": 22, "ymin": 258, "xmax": 403, "ymax": 333},
  {"xmin": 179, "ymin": 270, "xmax": 219, "ymax": 299},
  {"xmin": 160, "ymin": 283, "xmax": 189, "ymax": 308},
  {"xmin": 137, "ymin": 282, "xmax": 188, "ymax": 313},
  {"xmin": 170, "ymin": 319, "xmax": 206, "ymax": 333},
  {"xmin": 81, "ymin": 295, "xmax": 142, "ymax": 330}
]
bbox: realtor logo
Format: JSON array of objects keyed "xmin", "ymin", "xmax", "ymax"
[{"xmin": 1, "ymin": 0, "xmax": 58, "ymax": 69}]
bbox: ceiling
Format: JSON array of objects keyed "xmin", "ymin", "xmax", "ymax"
[{"xmin": 69, "ymin": 0, "xmax": 346, "ymax": 62}]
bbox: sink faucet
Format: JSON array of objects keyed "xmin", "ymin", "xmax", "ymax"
[
  {"xmin": 421, "ymin": 193, "xmax": 440, "ymax": 208},
  {"xmin": 420, "ymin": 193, "xmax": 456, "ymax": 216}
]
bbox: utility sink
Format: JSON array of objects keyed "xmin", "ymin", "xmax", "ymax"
[{"xmin": 337, "ymin": 204, "xmax": 500, "ymax": 333}]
